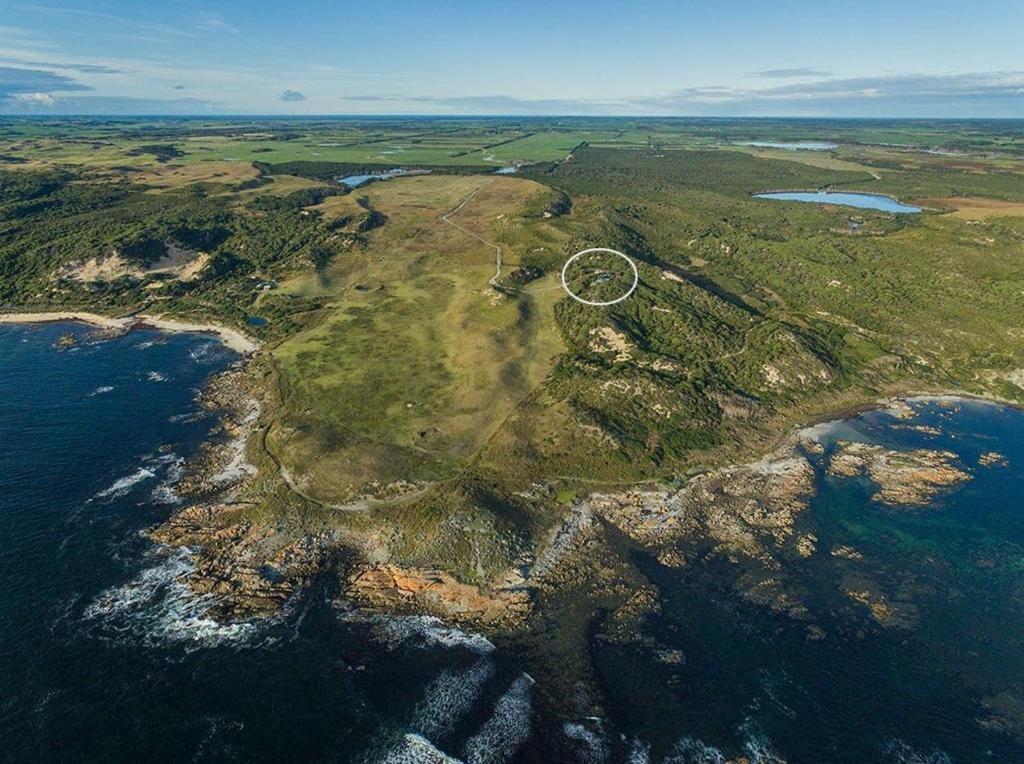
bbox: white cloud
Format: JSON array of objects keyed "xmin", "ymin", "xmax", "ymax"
[{"xmin": 13, "ymin": 91, "xmax": 53, "ymax": 105}]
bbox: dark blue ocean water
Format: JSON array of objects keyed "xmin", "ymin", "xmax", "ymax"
[
  {"xmin": 596, "ymin": 399, "xmax": 1024, "ymax": 763},
  {"xmin": 0, "ymin": 322, "xmax": 536, "ymax": 763},
  {"xmin": 3, "ymin": 323, "xmax": 1024, "ymax": 763}
]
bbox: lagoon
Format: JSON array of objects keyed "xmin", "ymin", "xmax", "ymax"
[{"xmin": 754, "ymin": 190, "xmax": 922, "ymax": 214}]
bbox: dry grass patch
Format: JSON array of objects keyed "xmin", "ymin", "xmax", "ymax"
[{"xmin": 916, "ymin": 197, "xmax": 1024, "ymax": 220}]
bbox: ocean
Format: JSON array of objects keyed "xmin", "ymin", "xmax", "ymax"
[{"xmin": 2, "ymin": 321, "xmax": 1023, "ymax": 762}]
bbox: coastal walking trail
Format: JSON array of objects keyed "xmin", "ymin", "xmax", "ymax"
[
  {"xmin": 438, "ymin": 178, "xmax": 573, "ymax": 297},
  {"xmin": 440, "ymin": 180, "xmax": 505, "ymax": 288}
]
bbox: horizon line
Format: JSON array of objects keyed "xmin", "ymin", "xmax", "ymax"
[{"xmin": 2, "ymin": 113, "xmax": 1024, "ymax": 121}]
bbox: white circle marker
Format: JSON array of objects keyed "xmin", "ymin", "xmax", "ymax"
[{"xmin": 560, "ymin": 248, "xmax": 639, "ymax": 307}]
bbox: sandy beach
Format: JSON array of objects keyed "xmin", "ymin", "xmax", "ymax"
[
  {"xmin": 136, "ymin": 315, "xmax": 259, "ymax": 354},
  {"xmin": 0, "ymin": 311, "xmax": 259, "ymax": 355},
  {"xmin": 0, "ymin": 311, "xmax": 134, "ymax": 331}
]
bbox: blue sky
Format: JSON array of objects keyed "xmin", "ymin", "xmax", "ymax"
[{"xmin": 1, "ymin": 0, "xmax": 1022, "ymax": 116}]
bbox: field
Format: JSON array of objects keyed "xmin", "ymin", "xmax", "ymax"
[
  {"xmin": 267, "ymin": 175, "xmax": 568, "ymax": 503},
  {"xmin": 2, "ymin": 115, "xmax": 1024, "ymax": 583}
]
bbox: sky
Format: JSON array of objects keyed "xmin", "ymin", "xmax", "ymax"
[{"xmin": 0, "ymin": 0, "xmax": 1022, "ymax": 117}]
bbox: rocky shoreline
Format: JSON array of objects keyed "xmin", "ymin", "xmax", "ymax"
[
  {"xmin": 146, "ymin": 384, "xmax": 1003, "ymax": 638},
  {"xmin": 6, "ymin": 306, "xmax": 1008, "ymax": 635},
  {"xmin": 143, "ymin": 361, "xmax": 335, "ymax": 621}
]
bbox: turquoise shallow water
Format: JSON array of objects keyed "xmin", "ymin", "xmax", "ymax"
[
  {"xmin": 2, "ymin": 323, "xmax": 1023, "ymax": 762},
  {"xmin": 595, "ymin": 398, "xmax": 1024, "ymax": 762}
]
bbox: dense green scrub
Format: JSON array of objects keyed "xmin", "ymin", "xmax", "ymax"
[
  {"xmin": 491, "ymin": 145, "xmax": 1024, "ymax": 483},
  {"xmin": 0, "ymin": 168, "xmax": 347, "ymax": 339}
]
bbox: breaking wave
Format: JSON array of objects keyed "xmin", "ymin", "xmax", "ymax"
[
  {"xmin": 82, "ymin": 547, "xmax": 263, "ymax": 650},
  {"xmin": 377, "ymin": 733, "xmax": 462, "ymax": 764},
  {"xmin": 150, "ymin": 453, "xmax": 185, "ymax": 505},
  {"xmin": 563, "ymin": 720, "xmax": 609, "ymax": 763},
  {"xmin": 146, "ymin": 371, "xmax": 168, "ymax": 382},
  {"xmin": 627, "ymin": 739, "xmax": 651, "ymax": 764},
  {"xmin": 88, "ymin": 385, "xmax": 114, "ymax": 397},
  {"xmin": 94, "ymin": 467, "xmax": 156, "ymax": 499},
  {"xmin": 411, "ymin": 658, "xmax": 496, "ymax": 740},
  {"xmin": 663, "ymin": 737, "xmax": 726, "ymax": 764},
  {"xmin": 462, "ymin": 673, "xmax": 534, "ymax": 764},
  {"xmin": 357, "ymin": 614, "xmax": 496, "ymax": 655},
  {"xmin": 738, "ymin": 717, "xmax": 785, "ymax": 763},
  {"xmin": 93, "ymin": 453, "xmax": 184, "ymax": 503},
  {"xmin": 188, "ymin": 342, "xmax": 217, "ymax": 362}
]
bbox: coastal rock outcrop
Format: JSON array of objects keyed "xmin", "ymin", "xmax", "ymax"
[
  {"xmin": 827, "ymin": 441, "xmax": 970, "ymax": 506},
  {"xmin": 148, "ymin": 503, "xmax": 331, "ymax": 620},
  {"xmin": 587, "ymin": 451, "xmax": 815, "ymax": 563},
  {"xmin": 346, "ymin": 563, "xmax": 531, "ymax": 627}
]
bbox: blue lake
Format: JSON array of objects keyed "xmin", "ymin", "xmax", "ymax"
[
  {"xmin": 338, "ymin": 168, "xmax": 423, "ymax": 188},
  {"xmin": 740, "ymin": 141, "xmax": 838, "ymax": 151},
  {"xmin": 755, "ymin": 191, "xmax": 922, "ymax": 214}
]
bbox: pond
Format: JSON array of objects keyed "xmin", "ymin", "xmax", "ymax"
[
  {"xmin": 754, "ymin": 191, "xmax": 922, "ymax": 214},
  {"xmin": 739, "ymin": 141, "xmax": 838, "ymax": 151},
  {"xmin": 338, "ymin": 168, "xmax": 429, "ymax": 188}
]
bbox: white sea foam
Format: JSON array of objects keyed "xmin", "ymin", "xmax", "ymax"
[
  {"xmin": 412, "ymin": 658, "xmax": 495, "ymax": 739},
  {"xmin": 88, "ymin": 385, "xmax": 114, "ymax": 396},
  {"xmin": 757, "ymin": 668, "xmax": 798, "ymax": 720},
  {"xmin": 359, "ymin": 614, "xmax": 496, "ymax": 655},
  {"xmin": 189, "ymin": 342, "xmax": 217, "ymax": 361},
  {"xmin": 82, "ymin": 547, "xmax": 262, "ymax": 650},
  {"xmin": 94, "ymin": 452, "xmax": 184, "ymax": 503},
  {"xmin": 627, "ymin": 739, "xmax": 651, "ymax": 764},
  {"xmin": 95, "ymin": 467, "xmax": 156, "ymax": 499},
  {"xmin": 738, "ymin": 718, "xmax": 785, "ymax": 763},
  {"xmin": 881, "ymin": 739, "xmax": 953, "ymax": 764},
  {"xmin": 663, "ymin": 737, "xmax": 726, "ymax": 764},
  {"xmin": 562, "ymin": 721, "xmax": 609, "ymax": 763},
  {"xmin": 378, "ymin": 733, "xmax": 463, "ymax": 764},
  {"xmin": 462, "ymin": 673, "xmax": 534, "ymax": 764},
  {"xmin": 149, "ymin": 485, "xmax": 182, "ymax": 505},
  {"xmin": 146, "ymin": 371, "xmax": 168, "ymax": 382},
  {"xmin": 149, "ymin": 453, "xmax": 185, "ymax": 505}
]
